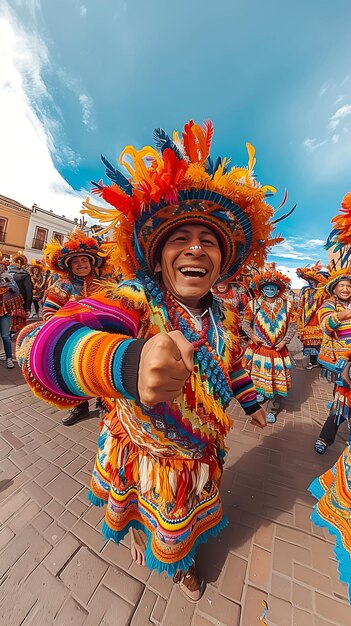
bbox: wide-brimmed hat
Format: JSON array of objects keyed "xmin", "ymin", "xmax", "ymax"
[
  {"xmin": 82, "ymin": 119, "xmax": 290, "ymax": 282},
  {"xmin": 43, "ymin": 229, "xmax": 105, "ymax": 275},
  {"xmin": 12, "ymin": 250, "xmax": 28, "ymax": 266},
  {"xmin": 251, "ymin": 267, "xmax": 291, "ymax": 295}
]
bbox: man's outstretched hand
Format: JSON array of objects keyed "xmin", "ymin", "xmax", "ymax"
[{"xmin": 138, "ymin": 330, "xmax": 194, "ymax": 406}]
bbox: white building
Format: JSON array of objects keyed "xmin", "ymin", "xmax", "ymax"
[{"xmin": 24, "ymin": 204, "xmax": 82, "ymax": 261}]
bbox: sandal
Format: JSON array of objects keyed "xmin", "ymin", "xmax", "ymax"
[
  {"xmin": 266, "ymin": 412, "xmax": 277, "ymax": 424},
  {"xmin": 305, "ymin": 362, "xmax": 319, "ymax": 370},
  {"xmin": 314, "ymin": 439, "xmax": 328, "ymax": 455},
  {"xmin": 173, "ymin": 561, "xmax": 206, "ymax": 602},
  {"xmin": 130, "ymin": 528, "xmax": 147, "ymax": 566}
]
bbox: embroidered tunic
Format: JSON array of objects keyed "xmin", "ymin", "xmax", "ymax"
[
  {"xmin": 42, "ymin": 276, "xmax": 103, "ymax": 321},
  {"xmin": 17, "ymin": 279, "xmax": 258, "ymax": 576},
  {"xmin": 297, "ymin": 286, "xmax": 324, "ymax": 355},
  {"xmin": 242, "ymin": 296, "xmax": 295, "ymax": 397}
]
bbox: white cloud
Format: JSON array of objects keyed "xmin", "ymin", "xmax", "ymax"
[
  {"xmin": 303, "ymin": 137, "xmax": 327, "ymax": 152},
  {"xmin": 319, "ymin": 81, "xmax": 331, "ymax": 97},
  {"xmin": 79, "ymin": 93, "xmax": 96, "ymax": 130},
  {"xmin": 305, "ymin": 239, "xmax": 325, "ymax": 247},
  {"xmin": 332, "ymin": 134, "xmax": 339, "ymax": 144},
  {"xmin": 0, "ymin": 5, "xmax": 87, "ymax": 219},
  {"xmin": 341, "ymin": 75, "xmax": 349, "ymax": 86},
  {"xmin": 80, "ymin": 5, "xmax": 87, "ymax": 16},
  {"xmin": 270, "ymin": 239, "xmax": 316, "ymax": 261},
  {"xmin": 328, "ymin": 104, "xmax": 351, "ymax": 131},
  {"xmin": 335, "ymin": 95, "xmax": 344, "ymax": 104}
]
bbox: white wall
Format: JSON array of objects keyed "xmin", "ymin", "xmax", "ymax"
[{"xmin": 24, "ymin": 206, "xmax": 79, "ymax": 261}]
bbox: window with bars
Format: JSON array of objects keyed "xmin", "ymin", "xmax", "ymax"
[{"xmin": 32, "ymin": 226, "xmax": 48, "ymax": 250}]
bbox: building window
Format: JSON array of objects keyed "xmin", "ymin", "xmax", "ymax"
[
  {"xmin": 32, "ymin": 226, "xmax": 48, "ymax": 251},
  {"xmin": 53, "ymin": 232, "xmax": 65, "ymax": 245},
  {"xmin": 0, "ymin": 216, "xmax": 7, "ymax": 243}
]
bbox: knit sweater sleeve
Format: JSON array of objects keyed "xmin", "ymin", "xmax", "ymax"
[
  {"xmin": 230, "ymin": 350, "xmax": 260, "ymax": 415},
  {"xmin": 318, "ymin": 301, "xmax": 341, "ymax": 335},
  {"xmin": 16, "ymin": 284, "xmax": 149, "ymax": 408}
]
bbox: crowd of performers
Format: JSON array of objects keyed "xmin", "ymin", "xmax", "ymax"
[{"xmin": 1, "ymin": 119, "xmax": 350, "ymax": 601}]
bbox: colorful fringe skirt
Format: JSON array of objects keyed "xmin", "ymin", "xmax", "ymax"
[
  {"xmin": 243, "ymin": 343, "xmax": 292, "ymax": 398},
  {"xmin": 88, "ymin": 411, "xmax": 228, "ymax": 577},
  {"xmin": 308, "ymin": 446, "xmax": 351, "ymax": 602}
]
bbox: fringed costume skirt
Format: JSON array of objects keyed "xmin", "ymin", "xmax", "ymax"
[
  {"xmin": 308, "ymin": 446, "xmax": 351, "ymax": 602},
  {"xmin": 244, "ymin": 343, "xmax": 292, "ymax": 398},
  {"xmin": 88, "ymin": 410, "xmax": 228, "ymax": 577}
]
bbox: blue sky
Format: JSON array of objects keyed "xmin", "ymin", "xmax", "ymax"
[{"xmin": 1, "ymin": 0, "xmax": 351, "ymax": 285}]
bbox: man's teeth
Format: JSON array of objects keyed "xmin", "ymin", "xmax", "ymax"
[{"xmin": 180, "ymin": 267, "xmax": 207, "ymax": 274}]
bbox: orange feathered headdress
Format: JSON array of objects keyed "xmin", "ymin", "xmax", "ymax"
[
  {"xmin": 81, "ymin": 119, "xmax": 292, "ymax": 282},
  {"xmin": 29, "ymin": 258, "xmax": 45, "ymax": 274},
  {"xmin": 43, "ymin": 229, "xmax": 108, "ymax": 276},
  {"xmin": 251, "ymin": 267, "xmax": 291, "ymax": 295},
  {"xmin": 296, "ymin": 261, "xmax": 329, "ymax": 286}
]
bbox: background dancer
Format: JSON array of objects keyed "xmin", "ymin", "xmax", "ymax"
[
  {"xmin": 242, "ymin": 266, "xmax": 296, "ymax": 423},
  {"xmin": 296, "ymin": 262, "xmax": 328, "ymax": 370}
]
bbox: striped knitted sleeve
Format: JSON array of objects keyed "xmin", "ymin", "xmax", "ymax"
[
  {"xmin": 318, "ymin": 301, "xmax": 341, "ymax": 335},
  {"xmin": 230, "ymin": 352, "xmax": 260, "ymax": 415},
  {"xmin": 16, "ymin": 291, "xmax": 147, "ymax": 408}
]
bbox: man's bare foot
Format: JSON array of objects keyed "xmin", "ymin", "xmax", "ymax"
[{"xmin": 130, "ymin": 528, "xmax": 147, "ymax": 566}]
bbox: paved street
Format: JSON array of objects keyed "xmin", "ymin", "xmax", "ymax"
[{"xmin": 1, "ymin": 340, "xmax": 351, "ymax": 625}]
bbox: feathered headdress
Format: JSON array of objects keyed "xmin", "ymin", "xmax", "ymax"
[
  {"xmin": 251, "ymin": 267, "xmax": 291, "ymax": 295},
  {"xmin": 324, "ymin": 267, "xmax": 351, "ymax": 295},
  {"xmin": 29, "ymin": 258, "xmax": 45, "ymax": 274},
  {"xmin": 43, "ymin": 229, "xmax": 107, "ymax": 276},
  {"xmin": 81, "ymin": 119, "xmax": 293, "ymax": 282},
  {"xmin": 296, "ymin": 261, "xmax": 329, "ymax": 286},
  {"xmin": 326, "ymin": 192, "xmax": 351, "ymax": 267}
]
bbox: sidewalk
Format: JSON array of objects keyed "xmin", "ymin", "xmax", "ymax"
[{"xmin": 0, "ymin": 349, "xmax": 351, "ymax": 625}]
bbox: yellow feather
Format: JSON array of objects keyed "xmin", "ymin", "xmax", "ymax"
[{"xmin": 246, "ymin": 142, "xmax": 256, "ymax": 172}]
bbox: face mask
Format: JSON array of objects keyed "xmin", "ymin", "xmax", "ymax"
[{"xmin": 262, "ymin": 283, "xmax": 278, "ymax": 298}]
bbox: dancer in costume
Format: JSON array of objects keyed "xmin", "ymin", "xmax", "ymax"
[
  {"xmin": 0, "ymin": 253, "xmax": 23, "ymax": 368},
  {"xmin": 313, "ymin": 268, "xmax": 351, "ymax": 454},
  {"xmin": 17, "ymin": 119, "xmax": 289, "ymax": 601},
  {"xmin": 242, "ymin": 267, "xmax": 296, "ymax": 423},
  {"xmin": 9, "ymin": 251, "xmax": 33, "ymax": 317},
  {"xmin": 296, "ymin": 262, "xmax": 328, "ymax": 370},
  {"xmin": 29, "ymin": 259, "xmax": 45, "ymax": 319},
  {"xmin": 42, "ymin": 229, "xmax": 116, "ymax": 426}
]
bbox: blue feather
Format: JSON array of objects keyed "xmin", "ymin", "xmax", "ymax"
[
  {"xmin": 153, "ymin": 128, "xmax": 183, "ymax": 160},
  {"xmin": 91, "ymin": 180, "xmax": 103, "ymax": 189},
  {"xmin": 206, "ymin": 156, "xmax": 225, "ymax": 176},
  {"xmin": 100, "ymin": 155, "xmax": 132, "ymax": 196}
]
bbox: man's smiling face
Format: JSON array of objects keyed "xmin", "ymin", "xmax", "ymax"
[{"xmin": 155, "ymin": 224, "xmax": 222, "ymax": 308}]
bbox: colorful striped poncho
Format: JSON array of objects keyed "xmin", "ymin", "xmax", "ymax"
[
  {"xmin": 309, "ymin": 446, "xmax": 351, "ymax": 602},
  {"xmin": 242, "ymin": 296, "xmax": 295, "ymax": 398},
  {"xmin": 17, "ymin": 278, "xmax": 258, "ymax": 576},
  {"xmin": 42, "ymin": 276, "xmax": 103, "ymax": 321}
]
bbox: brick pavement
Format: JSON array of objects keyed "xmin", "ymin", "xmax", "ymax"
[{"xmin": 0, "ymin": 342, "xmax": 351, "ymax": 625}]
